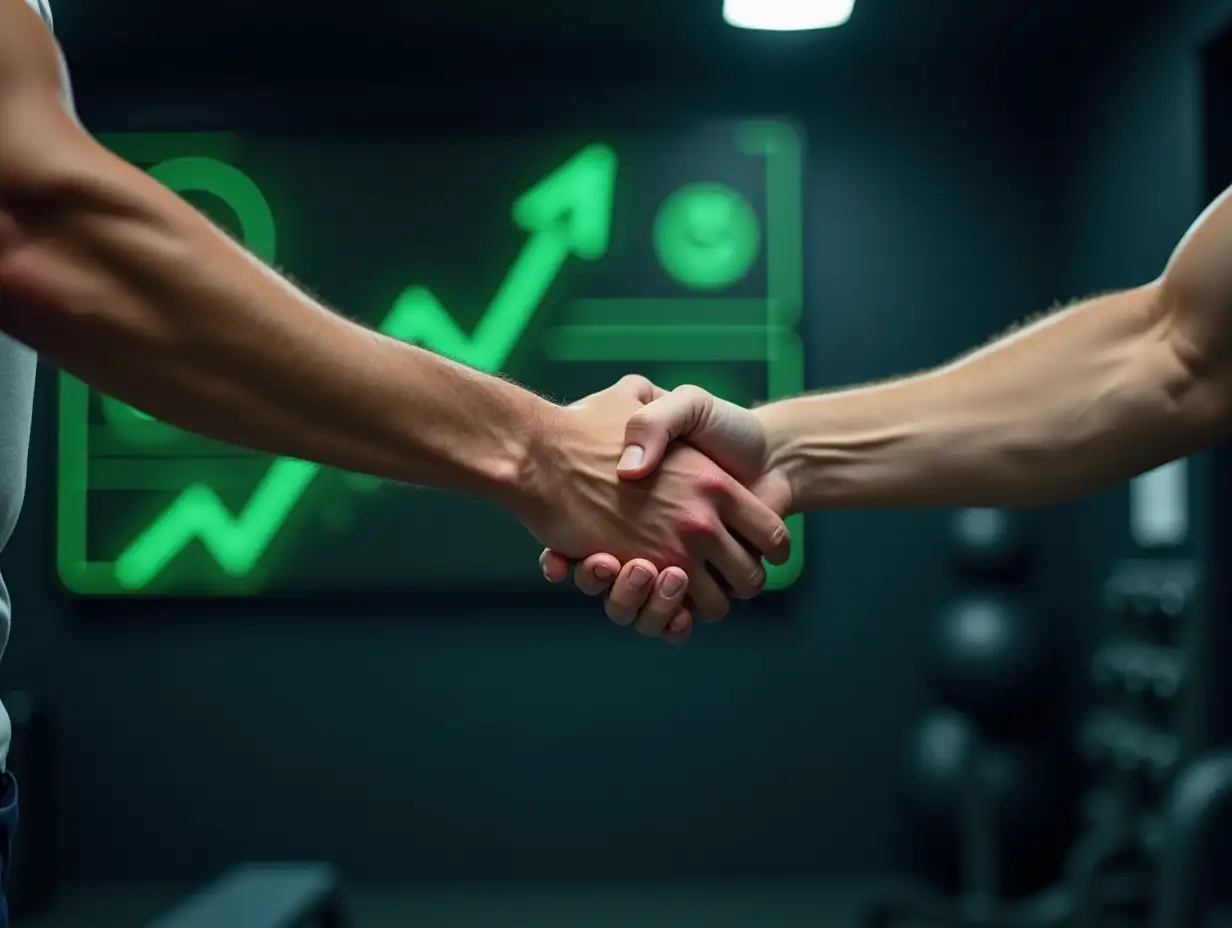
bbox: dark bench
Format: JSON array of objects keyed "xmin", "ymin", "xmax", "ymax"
[{"xmin": 145, "ymin": 862, "xmax": 346, "ymax": 928}]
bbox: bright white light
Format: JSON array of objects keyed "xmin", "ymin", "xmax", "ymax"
[{"xmin": 723, "ymin": 0, "xmax": 855, "ymax": 31}]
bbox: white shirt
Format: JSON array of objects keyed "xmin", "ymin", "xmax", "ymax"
[
  {"xmin": 0, "ymin": 0, "xmax": 53, "ymax": 771},
  {"xmin": 25, "ymin": 0, "xmax": 52, "ymax": 28}
]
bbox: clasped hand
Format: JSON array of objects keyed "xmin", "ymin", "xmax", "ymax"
[{"xmin": 529, "ymin": 378, "xmax": 791, "ymax": 644}]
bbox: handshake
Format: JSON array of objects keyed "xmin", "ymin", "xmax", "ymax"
[{"xmin": 514, "ymin": 374, "xmax": 796, "ymax": 646}]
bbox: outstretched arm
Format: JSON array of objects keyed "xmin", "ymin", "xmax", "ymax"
[
  {"xmin": 0, "ymin": 0, "xmax": 549, "ymax": 508},
  {"xmin": 545, "ymin": 177, "xmax": 1232, "ymax": 616},
  {"xmin": 614, "ymin": 183, "xmax": 1232, "ymax": 510},
  {"xmin": 0, "ymin": 0, "xmax": 789, "ymax": 622},
  {"xmin": 758, "ymin": 282, "xmax": 1211, "ymax": 511}
]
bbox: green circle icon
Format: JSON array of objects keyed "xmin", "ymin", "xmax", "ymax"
[{"xmin": 653, "ymin": 183, "xmax": 761, "ymax": 292}]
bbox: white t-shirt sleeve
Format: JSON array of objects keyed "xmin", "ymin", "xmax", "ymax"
[{"xmin": 23, "ymin": 0, "xmax": 53, "ymax": 30}]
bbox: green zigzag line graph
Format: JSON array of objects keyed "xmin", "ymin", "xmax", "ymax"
[{"xmin": 108, "ymin": 143, "xmax": 617, "ymax": 591}]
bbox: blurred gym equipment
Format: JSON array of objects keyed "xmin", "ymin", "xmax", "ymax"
[
  {"xmin": 866, "ymin": 511, "xmax": 1074, "ymax": 927},
  {"xmin": 929, "ymin": 594, "xmax": 1053, "ymax": 733},
  {"xmin": 950, "ymin": 509, "xmax": 1028, "ymax": 582},
  {"xmin": 1154, "ymin": 750, "xmax": 1232, "ymax": 928},
  {"xmin": 904, "ymin": 710, "xmax": 1067, "ymax": 894},
  {"xmin": 866, "ymin": 557, "xmax": 1211, "ymax": 928},
  {"xmin": 143, "ymin": 862, "xmax": 347, "ymax": 928}
]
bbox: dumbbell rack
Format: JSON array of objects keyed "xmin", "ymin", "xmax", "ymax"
[
  {"xmin": 863, "ymin": 509, "xmax": 1054, "ymax": 928},
  {"xmin": 1072, "ymin": 558, "xmax": 1200, "ymax": 924},
  {"xmin": 1084, "ymin": 562, "xmax": 1200, "ymax": 853},
  {"xmin": 862, "ymin": 558, "xmax": 1204, "ymax": 928}
]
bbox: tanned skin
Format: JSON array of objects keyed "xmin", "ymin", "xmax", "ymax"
[
  {"xmin": 0, "ymin": 0, "xmax": 793, "ymax": 633},
  {"xmin": 545, "ymin": 176, "xmax": 1232, "ymax": 635}
]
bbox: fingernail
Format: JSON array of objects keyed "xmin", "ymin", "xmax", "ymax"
[
  {"xmin": 595, "ymin": 567, "xmax": 615, "ymax": 581},
  {"xmin": 619, "ymin": 445, "xmax": 645, "ymax": 471},
  {"xmin": 661, "ymin": 574, "xmax": 685, "ymax": 597},
  {"xmin": 630, "ymin": 568, "xmax": 652, "ymax": 591}
]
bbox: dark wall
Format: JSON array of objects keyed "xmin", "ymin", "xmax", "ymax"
[
  {"xmin": 0, "ymin": 35, "xmax": 1073, "ymax": 884},
  {"xmin": 1054, "ymin": 0, "xmax": 1232, "ymax": 900},
  {"xmin": 1054, "ymin": 0, "xmax": 1229, "ymax": 708},
  {"xmin": 1057, "ymin": 0, "xmax": 1221, "ymax": 344}
]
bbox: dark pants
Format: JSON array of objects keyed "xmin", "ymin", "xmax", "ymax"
[{"xmin": 0, "ymin": 774, "xmax": 19, "ymax": 928}]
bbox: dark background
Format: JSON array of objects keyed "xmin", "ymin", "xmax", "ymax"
[{"xmin": 0, "ymin": 0, "xmax": 1228, "ymax": 902}]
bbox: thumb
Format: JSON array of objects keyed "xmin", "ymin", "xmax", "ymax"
[{"xmin": 618, "ymin": 385, "xmax": 714, "ymax": 480}]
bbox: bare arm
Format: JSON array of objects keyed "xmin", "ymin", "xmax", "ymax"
[
  {"xmin": 542, "ymin": 155, "xmax": 1232, "ymax": 618},
  {"xmin": 753, "ymin": 177, "xmax": 1232, "ymax": 510},
  {"xmin": 760, "ymin": 280, "xmax": 1217, "ymax": 510},
  {"xmin": 0, "ymin": 0, "xmax": 550, "ymax": 512},
  {"xmin": 0, "ymin": 0, "xmax": 792, "ymax": 618}
]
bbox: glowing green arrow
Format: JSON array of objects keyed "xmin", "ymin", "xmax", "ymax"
[{"xmin": 111, "ymin": 144, "xmax": 618, "ymax": 591}]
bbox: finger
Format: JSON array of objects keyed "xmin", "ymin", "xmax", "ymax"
[
  {"xmin": 574, "ymin": 554, "xmax": 622, "ymax": 597},
  {"xmin": 702, "ymin": 528, "xmax": 767, "ymax": 601},
  {"xmin": 633, "ymin": 567, "xmax": 690, "ymax": 639},
  {"xmin": 613, "ymin": 373, "xmax": 658, "ymax": 405},
  {"xmin": 686, "ymin": 569, "xmax": 732, "ymax": 623},
  {"xmin": 718, "ymin": 481, "xmax": 792, "ymax": 567},
  {"xmin": 619, "ymin": 385, "xmax": 714, "ymax": 480},
  {"xmin": 605, "ymin": 559, "xmax": 659, "ymax": 627},
  {"xmin": 661, "ymin": 609, "xmax": 693, "ymax": 645},
  {"xmin": 540, "ymin": 549, "xmax": 573, "ymax": 584}
]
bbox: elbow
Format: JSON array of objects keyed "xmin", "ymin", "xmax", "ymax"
[
  {"xmin": 0, "ymin": 145, "xmax": 84, "ymax": 290},
  {"xmin": 0, "ymin": 149, "xmax": 145, "ymax": 340},
  {"xmin": 0, "ymin": 183, "xmax": 67, "ymax": 341},
  {"xmin": 0, "ymin": 94, "xmax": 138, "ymax": 338},
  {"xmin": 0, "ymin": 201, "xmax": 84, "ymax": 342},
  {"xmin": 1184, "ymin": 359, "xmax": 1232, "ymax": 439},
  {"xmin": 1149, "ymin": 279, "xmax": 1232, "ymax": 441}
]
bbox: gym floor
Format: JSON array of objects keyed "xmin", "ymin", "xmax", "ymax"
[{"xmin": 11, "ymin": 879, "xmax": 878, "ymax": 928}]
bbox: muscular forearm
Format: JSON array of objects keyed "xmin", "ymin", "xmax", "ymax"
[
  {"xmin": 0, "ymin": 145, "xmax": 553, "ymax": 511},
  {"xmin": 760, "ymin": 284, "xmax": 1225, "ymax": 510}
]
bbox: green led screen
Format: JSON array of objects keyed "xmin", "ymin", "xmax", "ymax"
[{"xmin": 57, "ymin": 122, "xmax": 807, "ymax": 597}]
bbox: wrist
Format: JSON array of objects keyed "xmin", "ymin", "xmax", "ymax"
[
  {"xmin": 756, "ymin": 403, "xmax": 807, "ymax": 515},
  {"xmin": 754, "ymin": 387, "xmax": 931, "ymax": 511},
  {"xmin": 482, "ymin": 394, "xmax": 566, "ymax": 522}
]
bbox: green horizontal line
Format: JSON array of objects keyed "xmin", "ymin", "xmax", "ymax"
[
  {"xmin": 90, "ymin": 458, "xmax": 277, "ymax": 490},
  {"xmin": 94, "ymin": 132, "xmax": 243, "ymax": 164},
  {"xmin": 543, "ymin": 325, "xmax": 788, "ymax": 361},
  {"xmin": 58, "ymin": 559, "xmax": 262, "ymax": 597},
  {"xmin": 563, "ymin": 298, "xmax": 769, "ymax": 327}
]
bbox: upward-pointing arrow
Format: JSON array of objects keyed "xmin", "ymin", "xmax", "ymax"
[
  {"xmin": 385, "ymin": 143, "xmax": 617, "ymax": 371},
  {"xmin": 110, "ymin": 144, "xmax": 619, "ymax": 591}
]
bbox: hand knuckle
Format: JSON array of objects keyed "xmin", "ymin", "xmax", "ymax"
[
  {"xmin": 620, "ymin": 374, "xmax": 650, "ymax": 391},
  {"xmin": 736, "ymin": 567, "xmax": 767, "ymax": 598},
  {"xmin": 696, "ymin": 470, "xmax": 731, "ymax": 497},
  {"xmin": 676, "ymin": 511, "xmax": 718, "ymax": 539}
]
